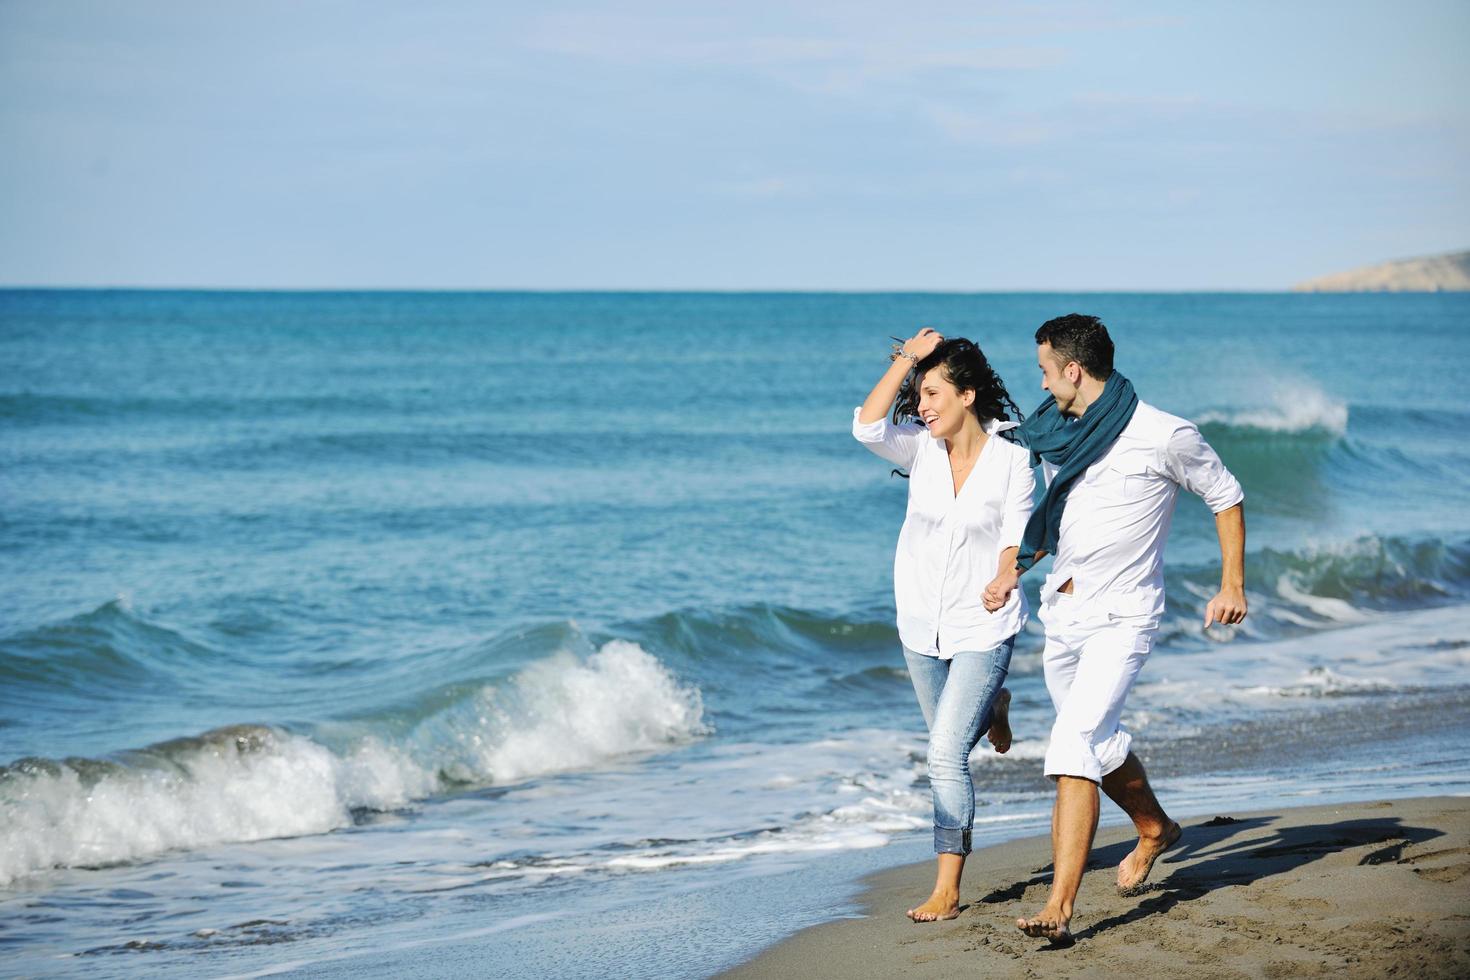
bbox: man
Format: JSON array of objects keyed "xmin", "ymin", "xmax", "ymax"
[{"xmin": 982, "ymin": 314, "xmax": 1247, "ymax": 945}]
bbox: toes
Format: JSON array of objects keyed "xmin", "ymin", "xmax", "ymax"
[{"xmin": 1017, "ymin": 916, "xmax": 1054, "ymax": 938}]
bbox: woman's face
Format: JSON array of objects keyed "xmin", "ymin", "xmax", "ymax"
[{"xmin": 917, "ymin": 366, "xmax": 975, "ymax": 440}]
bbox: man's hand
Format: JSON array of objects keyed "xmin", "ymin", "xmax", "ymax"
[
  {"xmin": 1204, "ymin": 585, "xmax": 1247, "ymax": 629},
  {"xmin": 983, "ymin": 569, "xmax": 1020, "ymax": 612}
]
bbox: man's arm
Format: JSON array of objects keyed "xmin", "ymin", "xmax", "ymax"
[
  {"xmin": 1204, "ymin": 503, "xmax": 1246, "ymax": 628},
  {"xmin": 1162, "ymin": 424, "xmax": 1247, "ymax": 630}
]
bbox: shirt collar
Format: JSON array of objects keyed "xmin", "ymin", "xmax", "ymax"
[{"xmin": 984, "ymin": 418, "xmax": 1020, "ymax": 436}]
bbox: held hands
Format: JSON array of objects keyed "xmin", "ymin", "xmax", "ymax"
[
  {"xmin": 983, "ymin": 569, "xmax": 1020, "ymax": 612},
  {"xmin": 1204, "ymin": 585, "xmax": 1248, "ymax": 629}
]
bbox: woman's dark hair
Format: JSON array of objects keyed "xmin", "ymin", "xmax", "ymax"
[{"xmin": 892, "ymin": 337, "xmax": 1024, "ymax": 442}]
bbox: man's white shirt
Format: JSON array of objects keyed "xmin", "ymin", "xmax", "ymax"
[
  {"xmin": 1039, "ymin": 400, "xmax": 1244, "ymax": 623},
  {"xmin": 853, "ymin": 408, "xmax": 1035, "ymax": 658}
]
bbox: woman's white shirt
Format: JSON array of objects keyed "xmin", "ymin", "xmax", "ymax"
[{"xmin": 853, "ymin": 408, "xmax": 1035, "ymax": 659}]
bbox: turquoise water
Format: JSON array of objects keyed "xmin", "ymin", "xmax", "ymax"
[{"xmin": 2, "ymin": 290, "xmax": 1469, "ymax": 977}]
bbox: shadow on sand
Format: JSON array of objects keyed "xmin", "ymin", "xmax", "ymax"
[{"xmin": 974, "ymin": 812, "xmax": 1444, "ymax": 944}]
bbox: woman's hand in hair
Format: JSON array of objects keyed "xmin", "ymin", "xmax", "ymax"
[{"xmin": 903, "ymin": 327, "xmax": 944, "ymax": 361}]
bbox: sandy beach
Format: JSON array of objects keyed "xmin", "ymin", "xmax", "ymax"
[{"xmin": 719, "ymin": 796, "xmax": 1470, "ymax": 979}]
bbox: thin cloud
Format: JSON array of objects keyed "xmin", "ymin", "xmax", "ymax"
[{"xmin": 520, "ymin": 11, "xmax": 1067, "ymax": 92}]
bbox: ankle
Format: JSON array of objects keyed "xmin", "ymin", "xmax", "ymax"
[
  {"xmin": 1043, "ymin": 895, "xmax": 1073, "ymax": 918},
  {"xmin": 1135, "ymin": 818, "xmax": 1172, "ymax": 841}
]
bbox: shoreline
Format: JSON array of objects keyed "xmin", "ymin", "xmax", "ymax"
[{"xmin": 716, "ymin": 795, "xmax": 1470, "ymax": 979}]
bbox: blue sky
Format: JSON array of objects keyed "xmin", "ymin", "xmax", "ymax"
[{"xmin": 1, "ymin": 1, "xmax": 1466, "ymax": 289}]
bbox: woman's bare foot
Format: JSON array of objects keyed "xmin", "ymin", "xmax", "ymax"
[
  {"xmin": 1016, "ymin": 904, "xmax": 1073, "ymax": 946},
  {"xmin": 987, "ymin": 687, "xmax": 1012, "ymax": 754},
  {"xmin": 1116, "ymin": 820, "xmax": 1182, "ymax": 895},
  {"xmin": 906, "ymin": 887, "xmax": 961, "ymax": 922}
]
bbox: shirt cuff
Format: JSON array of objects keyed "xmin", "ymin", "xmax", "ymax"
[
  {"xmin": 1204, "ymin": 478, "xmax": 1245, "ymax": 514},
  {"xmin": 852, "ymin": 406, "xmax": 888, "ymax": 441}
]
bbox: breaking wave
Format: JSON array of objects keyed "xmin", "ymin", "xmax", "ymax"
[
  {"xmin": 1197, "ymin": 386, "xmax": 1348, "ymax": 436},
  {"xmin": 0, "ymin": 641, "xmax": 706, "ymax": 885}
]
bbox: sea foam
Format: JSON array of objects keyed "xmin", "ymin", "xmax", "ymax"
[
  {"xmin": 0, "ymin": 641, "xmax": 706, "ymax": 885},
  {"xmin": 435, "ymin": 640, "xmax": 710, "ymax": 785},
  {"xmin": 0, "ymin": 727, "xmax": 362, "ymax": 886},
  {"xmin": 1197, "ymin": 383, "xmax": 1348, "ymax": 436}
]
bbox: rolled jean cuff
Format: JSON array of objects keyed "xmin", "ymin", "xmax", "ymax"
[{"xmin": 934, "ymin": 825, "xmax": 972, "ymax": 855}]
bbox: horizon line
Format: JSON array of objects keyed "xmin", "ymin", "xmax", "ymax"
[{"xmin": 0, "ymin": 284, "xmax": 1334, "ymax": 296}]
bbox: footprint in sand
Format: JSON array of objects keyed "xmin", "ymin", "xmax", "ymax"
[{"xmin": 1399, "ymin": 845, "xmax": 1470, "ymax": 883}]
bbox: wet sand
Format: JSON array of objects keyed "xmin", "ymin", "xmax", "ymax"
[{"xmin": 718, "ymin": 795, "xmax": 1470, "ymax": 979}]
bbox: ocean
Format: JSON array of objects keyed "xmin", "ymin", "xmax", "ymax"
[{"xmin": 2, "ymin": 290, "xmax": 1468, "ymax": 978}]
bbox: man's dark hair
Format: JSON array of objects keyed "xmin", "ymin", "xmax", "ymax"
[{"xmin": 1034, "ymin": 313, "xmax": 1114, "ymax": 379}]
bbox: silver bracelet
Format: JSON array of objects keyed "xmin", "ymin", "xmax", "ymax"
[{"xmin": 891, "ymin": 347, "xmax": 919, "ymax": 364}]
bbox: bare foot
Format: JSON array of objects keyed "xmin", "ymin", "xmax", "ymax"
[
  {"xmin": 987, "ymin": 687, "xmax": 1012, "ymax": 754},
  {"xmin": 1117, "ymin": 820, "xmax": 1182, "ymax": 896},
  {"xmin": 906, "ymin": 889, "xmax": 961, "ymax": 922},
  {"xmin": 1016, "ymin": 906, "xmax": 1074, "ymax": 946}
]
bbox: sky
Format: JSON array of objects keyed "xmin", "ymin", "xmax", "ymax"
[{"xmin": 1, "ymin": 0, "xmax": 1467, "ymax": 290}]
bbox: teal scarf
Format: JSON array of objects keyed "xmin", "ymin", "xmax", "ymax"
[{"xmin": 1016, "ymin": 372, "xmax": 1138, "ymax": 571}]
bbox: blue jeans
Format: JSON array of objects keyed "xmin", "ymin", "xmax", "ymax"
[{"xmin": 903, "ymin": 637, "xmax": 1014, "ymax": 855}]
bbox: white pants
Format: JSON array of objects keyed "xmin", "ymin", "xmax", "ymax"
[{"xmin": 1039, "ymin": 594, "xmax": 1156, "ymax": 783}]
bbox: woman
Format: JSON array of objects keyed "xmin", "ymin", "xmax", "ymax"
[{"xmin": 853, "ymin": 327, "xmax": 1034, "ymax": 922}]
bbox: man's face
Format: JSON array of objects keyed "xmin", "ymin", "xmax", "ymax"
[{"xmin": 1037, "ymin": 341, "xmax": 1082, "ymax": 417}]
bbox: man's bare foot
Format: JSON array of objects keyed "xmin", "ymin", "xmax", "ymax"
[
  {"xmin": 1116, "ymin": 820, "xmax": 1182, "ymax": 896},
  {"xmin": 1016, "ymin": 906, "xmax": 1074, "ymax": 946},
  {"xmin": 906, "ymin": 889, "xmax": 961, "ymax": 922},
  {"xmin": 987, "ymin": 687, "xmax": 1012, "ymax": 754}
]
